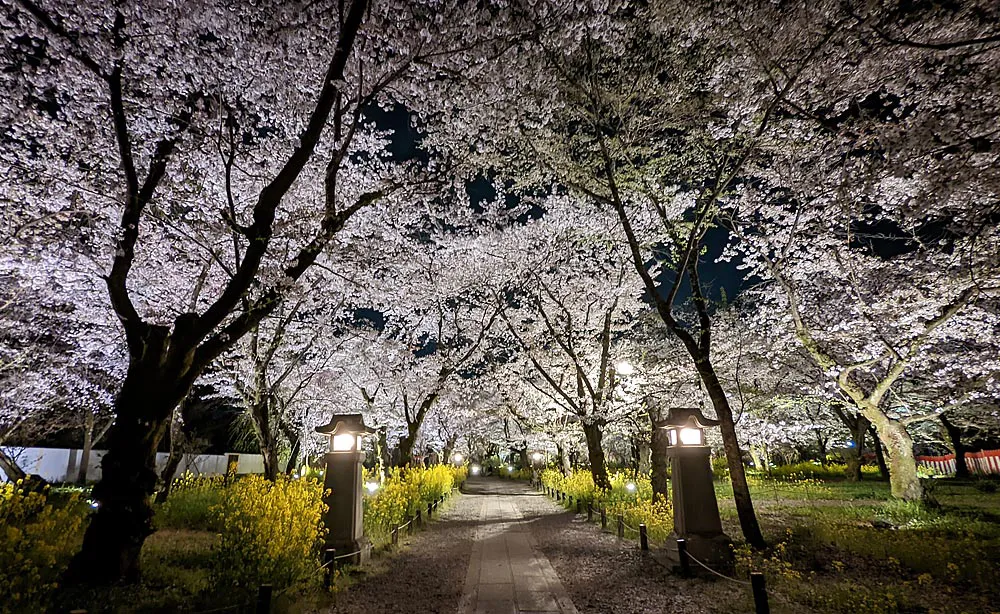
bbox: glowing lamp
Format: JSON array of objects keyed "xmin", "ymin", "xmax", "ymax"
[
  {"xmin": 471, "ymin": 464, "xmax": 481, "ymax": 475},
  {"xmin": 507, "ymin": 465, "xmax": 514, "ymax": 473},
  {"xmin": 453, "ymin": 453, "xmax": 464, "ymax": 464},
  {"xmin": 615, "ymin": 361, "xmax": 635, "ymax": 376},
  {"xmin": 365, "ymin": 481, "xmax": 380, "ymax": 494},
  {"xmin": 315, "ymin": 413, "xmax": 375, "ymax": 453},
  {"xmin": 625, "ymin": 481, "xmax": 637, "ymax": 493},
  {"xmin": 663, "ymin": 408, "xmax": 717, "ymax": 448}
]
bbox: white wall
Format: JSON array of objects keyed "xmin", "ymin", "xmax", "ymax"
[{"xmin": 0, "ymin": 446, "xmax": 264, "ymax": 483}]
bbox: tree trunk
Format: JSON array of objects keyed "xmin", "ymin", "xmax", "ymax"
[
  {"xmin": 396, "ymin": 429, "xmax": 418, "ymax": 467},
  {"xmin": 865, "ymin": 410, "xmax": 922, "ymax": 500},
  {"xmin": 77, "ymin": 411, "xmax": 95, "ymax": 485},
  {"xmin": 699, "ymin": 361, "xmax": 767, "ymax": 549},
  {"xmin": 940, "ymin": 414, "xmax": 970, "ymax": 478},
  {"xmin": 156, "ymin": 401, "xmax": 195, "ymax": 504},
  {"xmin": 284, "ymin": 431, "xmax": 301, "ymax": 476},
  {"xmin": 868, "ymin": 426, "xmax": 888, "ymax": 480},
  {"xmin": 845, "ymin": 420, "xmax": 866, "ymax": 482},
  {"xmin": 649, "ymin": 415, "xmax": 670, "ymax": 504},
  {"xmin": 582, "ymin": 421, "xmax": 610, "ymax": 491},
  {"xmin": 0, "ymin": 447, "xmax": 26, "ymax": 482},
  {"xmin": 815, "ymin": 430, "xmax": 828, "ymax": 467},
  {"xmin": 66, "ymin": 346, "xmax": 193, "ymax": 584}
]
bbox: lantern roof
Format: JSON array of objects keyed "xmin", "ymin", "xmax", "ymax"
[
  {"xmin": 315, "ymin": 413, "xmax": 376, "ymax": 436},
  {"xmin": 660, "ymin": 407, "xmax": 720, "ymax": 429}
]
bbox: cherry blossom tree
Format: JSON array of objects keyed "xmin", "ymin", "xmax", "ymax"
[{"xmin": 1, "ymin": 0, "xmax": 518, "ymax": 583}]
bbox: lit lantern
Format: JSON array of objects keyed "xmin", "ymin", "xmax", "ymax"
[
  {"xmin": 452, "ymin": 453, "xmax": 464, "ymax": 464},
  {"xmin": 664, "ymin": 409, "xmax": 716, "ymax": 447},
  {"xmin": 315, "ymin": 414, "xmax": 376, "ymax": 565},
  {"xmin": 659, "ymin": 407, "xmax": 731, "ymax": 570}
]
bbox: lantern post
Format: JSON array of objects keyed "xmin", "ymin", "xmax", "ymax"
[
  {"xmin": 315, "ymin": 413, "xmax": 375, "ymax": 565},
  {"xmin": 661, "ymin": 407, "xmax": 732, "ymax": 570}
]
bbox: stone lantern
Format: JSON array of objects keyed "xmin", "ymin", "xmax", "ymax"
[
  {"xmin": 316, "ymin": 413, "xmax": 375, "ymax": 564},
  {"xmin": 662, "ymin": 407, "xmax": 732, "ymax": 569}
]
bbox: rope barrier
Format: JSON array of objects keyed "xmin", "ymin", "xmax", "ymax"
[{"xmin": 680, "ymin": 549, "xmax": 752, "ymax": 586}]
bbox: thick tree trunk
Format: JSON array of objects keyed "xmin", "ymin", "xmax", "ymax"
[
  {"xmin": 649, "ymin": 415, "xmax": 670, "ymax": 504},
  {"xmin": 940, "ymin": 414, "xmax": 970, "ymax": 478},
  {"xmin": 66, "ymin": 347, "xmax": 193, "ymax": 584},
  {"xmin": 396, "ymin": 428, "xmax": 419, "ymax": 467},
  {"xmin": 699, "ymin": 362, "xmax": 767, "ymax": 549},
  {"xmin": 865, "ymin": 411, "xmax": 922, "ymax": 500},
  {"xmin": 582, "ymin": 421, "xmax": 610, "ymax": 491}
]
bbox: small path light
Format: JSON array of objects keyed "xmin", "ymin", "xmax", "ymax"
[
  {"xmin": 625, "ymin": 481, "xmax": 637, "ymax": 494},
  {"xmin": 365, "ymin": 481, "xmax": 380, "ymax": 494},
  {"xmin": 453, "ymin": 453, "xmax": 464, "ymax": 464},
  {"xmin": 470, "ymin": 463, "xmax": 481, "ymax": 476},
  {"xmin": 316, "ymin": 413, "xmax": 376, "ymax": 565},
  {"xmin": 661, "ymin": 407, "xmax": 732, "ymax": 570}
]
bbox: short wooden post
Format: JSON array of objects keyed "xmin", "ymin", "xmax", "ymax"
[
  {"xmin": 677, "ymin": 538, "xmax": 691, "ymax": 577},
  {"xmin": 427, "ymin": 502, "xmax": 433, "ymax": 518},
  {"xmin": 256, "ymin": 583, "xmax": 273, "ymax": 614},
  {"xmin": 639, "ymin": 523, "xmax": 648, "ymax": 551},
  {"xmin": 391, "ymin": 526, "xmax": 399, "ymax": 546},
  {"xmin": 323, "ymin": 549, "xmax": 336, "ymax": 587},
  {"xmin": 408, "ymin": 515, "xmax": 415, "ymax": 535},
  {"xmin": 617, "ymin": 514, "xmax": 624, "ymax": 538},
  {"xmin": 576, "ymin": 498, "xmax": 582, "ymax": 514},
  {"xmin": 751, "ymin": 572, "xmax": 770, "ymax": 614},
  {"xmin": 600, "ymin": 507, "xmax": 607, "ymax": 529},
  {"xmin": 587, "ymin": 503, "xmax": 593, "ymax": 522},
  {"xmin": 416, "ymin": 509, "xmax": 423, "ymax": 527}
]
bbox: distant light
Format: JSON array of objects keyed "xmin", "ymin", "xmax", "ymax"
[
  {"xmin": 365, "ymin": 481, "xmax": 380, "ymax": 494},
  {"xmin": 507, "ymin": 465, "xmax": 514, "ymax": 472},
  {"xmin": 625, "ymin": 482, "xmax": 637, "ymax": 493},
  {"xmin": 471, "ymin": 464, "xmax": 481, "ymax": 475},
  {"xmin": 88, "ymin": 500, "xmax": 99, "ymax": 509},
  {"xmin": 453, "ymin": 453, "xmax": 464, "ymax": 463},
  {"xmin": 293, "ymin": 472, "xmax": 300, "ymax": 478},
  {"xmin": 615, "ymin": 361, "xmax": 634, "ymax": 376}
]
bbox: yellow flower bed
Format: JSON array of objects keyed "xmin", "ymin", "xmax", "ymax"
[
  {"xmin": 0, "ymin": 482, "xmax": 87, "ymax": 613},
  {"xmin": 211, "ymin": 475, "xmax": 327, "ymax": 591}
]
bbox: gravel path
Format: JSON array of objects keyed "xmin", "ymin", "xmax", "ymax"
[
  {"xmin": 318, "ymin": 479, "xmax": 746, "ymax": 614},
  {"xmin": 319, "ymin": 489, "xmax": 481, "ymax": 614},
  {"xmin": 517, "ymin": 490, "xmax": 746, "ymax": 614}
]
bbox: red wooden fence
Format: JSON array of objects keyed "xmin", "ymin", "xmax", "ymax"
[{"xmin": 916, "ymin": 449, "xmax": 1000, "ymax": 476}]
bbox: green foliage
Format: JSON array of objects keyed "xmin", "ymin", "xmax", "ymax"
[
  {"xmin": 0, "ymin": 481, "xmax": 88, "ymax": 613},
  {"xmin": 711, "ymin": 455, "xmax": 729, "ymax": 480},
  {"xmin": 156, "ymin": 473, "xmax": 226, "ymax": 531},
  {"xmin": 210, "ymin": 475, "xmax": 327, "ymax": 592}
]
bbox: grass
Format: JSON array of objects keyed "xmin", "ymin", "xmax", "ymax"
[{"xmin": 714, "ymin": 478, "xmax": 1000, "ymax": 613}]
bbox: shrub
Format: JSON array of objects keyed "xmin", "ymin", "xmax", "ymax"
[
  {"xmin": 364, "ymin": 467, "xmax": 421, "ymax": 540},
  {"xmin": 408, "ymin": 464, "xmax": 455, "ymax": 502},
  {"xmin": 211, "ymin": 475, "xmax": 326, "ymax": 591},
  {"xmin": 0, "ymin": 482, "xmax": 88, "ymax": 613},
  {"xmin": 156, "ymin": 473, "xmax": 226, "ymax": 531}
]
